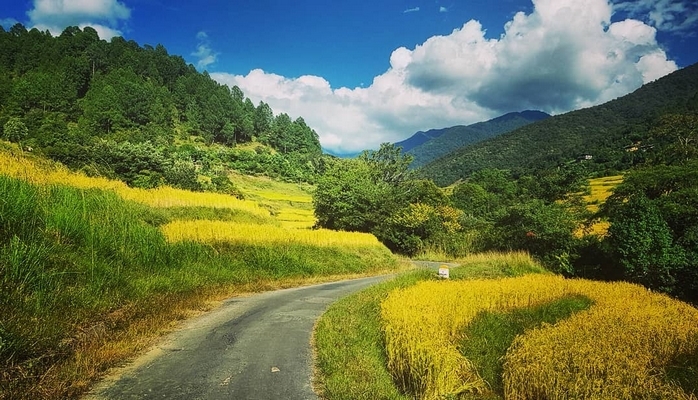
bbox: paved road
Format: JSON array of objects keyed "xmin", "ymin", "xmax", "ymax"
[{"xmin": 85, "ymin": 275, "xmax": 391, "ymax": 400}]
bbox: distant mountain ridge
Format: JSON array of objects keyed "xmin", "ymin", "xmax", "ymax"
[
  {"xmin": 418, "ymin": 62, "xmax": 698, "ymax": 186},
  {"xmin": 395, "ymin": 128, "xmax": 448, "ymax": 153},
  {"xmin": 396, "ymin": 110, "xmax": 550, "ymax": 169}
]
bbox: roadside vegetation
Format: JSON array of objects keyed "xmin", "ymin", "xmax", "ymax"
[
  {"xmin": 314, "ymin": 121, "xmax": 698, "ymax": 305},
  {"xmin": 315, "ymin": 253, "xmax": 698, "ymax": 400},
  {"xmin": 0, "ymin": 145, "xmax": 398, "ymax": 399},
  {"xmin": 383, "ymin": 276, "xmax": 698, "ymax": 399},
  {"xmin": 313, "ymin": 252, "xmax": 547, "ymax": 400}
]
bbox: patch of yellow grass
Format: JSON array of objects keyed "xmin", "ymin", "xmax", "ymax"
[
  {"xmin": 584, "ymin": 175, "xmax": 623, "ymax": 213},
  {"xmin": 228, "ymin": 171, "xmax": 316, "ymax": 228},
  {"xmin": 576, "ymin": 175, "xmax": 623, "ymax": 237},
  {"xmin": 382, "ymin": 275, "xmax": 698, "ymax": 399},
  {"xmin": 0, "ymin": 147, "xmax": 270, "ymax": 218},
  {"xmin": 160, "ymin": 220, "xmax": 383, "ymax": 248}
]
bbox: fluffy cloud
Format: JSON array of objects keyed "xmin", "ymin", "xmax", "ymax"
[
  {"xmin": 192, "ymin": 31, "xmax": 219, "ymax": 70},
  {"xmin": 213, "ymin": 0, "xmax": 678, "ymax": 154},
  {"xmin": 27, "ymin": 0, "xmax": 130, "ymax": 39}
]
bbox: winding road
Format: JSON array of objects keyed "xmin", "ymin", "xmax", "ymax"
[{"xmin": 85, "ymin": 275, "xmax": 391, "ymax": 400}]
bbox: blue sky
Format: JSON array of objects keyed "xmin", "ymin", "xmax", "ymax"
[{"xmin": 2, "ymin": 0, "xmax": 697, "ymax": 153}]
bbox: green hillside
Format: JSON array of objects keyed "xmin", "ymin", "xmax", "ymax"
[
  {"xmin": 405, "ymin": 110, "xmax": 549, "ymax": 169},
  {"xmin": 419, "ymin": 63, "xmax": 698, "ymax": 186},
  {"xmin": 0, "ymin": 24, "xmax": 323, "ymax": 188}
]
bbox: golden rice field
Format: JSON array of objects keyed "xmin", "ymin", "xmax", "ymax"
[
  {"xmin": 575, "ymin": 175, "xmax": 623, "ymax": 237},
  {"xmin": 381, "ymin": 275, "xmax": 698, "ymax": 399},
  {"xmin": 228, "ymin": 171, "xmax": 317, "ymax": 229},
  {"xmin": 585, "ymin": 175, "xmax": 623, "ymax": 212},
  {"xmin": 0, "ymin": 148, "xmax": 270, "ymax": 217},
  {"xmin": 161, "ymin": 220, "xmax": 384, "ymax": 248}
]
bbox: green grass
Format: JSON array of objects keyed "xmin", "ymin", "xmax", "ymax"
[
  {"xmin": 150, "ymin": 206, "xmax": 278, "ymax": 226},
  {"xmin": 313, "ymin": 252, "xmax": 550, "ymax": 400},
  {"xmin": 458, "ymin": 295, "xmax": 593, "ymax": 398},
  {"xmin": 0, "ymin": 175, "xmax": 398, "ymax": 399},
  {"xmin": 314, "ymin": 269, "xmax": 432, "ymax": 400}
]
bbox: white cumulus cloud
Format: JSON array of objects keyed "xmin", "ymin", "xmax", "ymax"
[
  {"xmin": 26, "ymin": 0, "xmax": 131, "ymax": 39},
  {"xmin": 213, "ymin": 0, "xmax": 678, "ymax": 154}
]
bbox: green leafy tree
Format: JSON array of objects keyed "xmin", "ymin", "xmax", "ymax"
[
  {"xmin": 600, "ymin": 163, "xmax": 698, "ymax": 301},
  {"xmin": 604, "ymin": 194, "xmax": 683, "ymax": 292},
  {"xmin": 489, "ymin": 200, "xmax": 579, "ymax": 275},
  {"xmin": 254, "ymin": 101, "xmax": 274, "ymax": 136},
  {"xmin": 451, "ymin": 182, "xmax": 494, "ymax": 217},
  {"xmin": 313, "ymin": 159, "xmax": 392, "ymax": 232},
  {"xmin": 164, "ymin": 158, "xmax": 202, "ymax": 191},
  {"xmin": 650, "ymin": 113, "xmax": 698, "ymax": 164},
  {"xmin": 376, "ymin": 203, "xmax": 463, "ymax": 255},
  {"xmin": 3, "ymin": 117, "xmax": 28, "ymax": 143},
  {"xmin": 359, "ymin": 143, "xmax": 414, "ymax": 185}
]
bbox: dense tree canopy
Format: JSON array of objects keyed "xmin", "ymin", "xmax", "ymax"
[{"xmin": 0, "ymin": 24, "xmax": 323, "ymax": 187}]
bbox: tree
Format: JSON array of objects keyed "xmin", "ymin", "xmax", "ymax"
[
  {"xmin": 376, "ymin": 203, "xmax": 463, "ymax": 256},
  {"xmin": 605, "ymin": 194, "xmax": 683, "ymax": 292},
  {"xmin": 451, "ymin": 182, "xmax": 493, "ymax": 217},
  {"xmin": 3, "ymin": 117, "xmax": 28, "ymax": 143},
  {"xmin": 490, "ymin": 200, "xmax": 579, "ymax": 275},
  {"xmin": 313, "ymin": 159, "xmax": 392, "ymax": 232},
  {"xmin": 650, "ymin": 113, "xmax": 698, "ymax": 164},
  {"xmin": 254, "ymin": 101, "xmax": 273, "ymax": 136},
  {"xmin": 600, "ymin": 163, "xmax": 698, "ymax": 301},
  {"xmin": 359, "ymin": 143, "xmax": 413, "ymax": 185}
]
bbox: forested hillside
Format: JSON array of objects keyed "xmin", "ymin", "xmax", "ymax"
[
  {"xmin": 400, "ymin": 110, "xmax": 549, "ymax": 169},
  {"xmin": 0, "ymin": 24, "xmax": 323, "ymax": 189},
  {"xmin": 419, "ymin": 63, "xmax": 698, "ymax": 186}
]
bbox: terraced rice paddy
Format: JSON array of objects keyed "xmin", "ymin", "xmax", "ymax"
[{"xmin": 381, "ymin": 275, "xmax": 698, "ymax": 399}]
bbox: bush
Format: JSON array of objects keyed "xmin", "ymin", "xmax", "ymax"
[
  {"xmin": 488, "ymin": 200, "xmax": 579, "ymax": 274},
  {"xmin": 2, "ymin": 118, "xmax": 28, "ymax": 143},
  {"xmin": 605, "ymin": 194, "xmax": 685, "ymax": 293}
]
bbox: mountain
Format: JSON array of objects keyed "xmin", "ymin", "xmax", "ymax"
[
  {"xmin": 399, "ymin": 111, "xmax": 550, "ymax": 169},
  {"xmin": 419, "ymin": 63, "xmax": 698, "ymax": 186},
  {"xmin": 322, "ymin": 147, "xmax": 361, "ymax": 158},
  {"xmin": 395, "ymin": 128, "xmax": 449, "ymax": 153}
]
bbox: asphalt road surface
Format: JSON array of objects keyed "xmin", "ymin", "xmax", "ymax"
[{"xmin": 85, "ymin": 275, "xmax": 391, "ymax": 400}]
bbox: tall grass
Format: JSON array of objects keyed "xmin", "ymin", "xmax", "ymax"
[
  {"xmin": 0, "ymin": 173, "xmax": 398, "ymax": 399},
  {"xmin": 160, "ymin": 220, "xmax": 384, "ymax": 248},
  {"xmin": 0, "ymin": 149, "xmax": 270, "ymax": 216},
  {"xmin": 458, "ymin": 295, "xmax": 593, "ymax": 397}
]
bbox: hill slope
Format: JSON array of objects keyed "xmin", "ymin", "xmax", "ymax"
[
  {"xmin": 419, "ymin": 63, "xmax": 698, "ymax": 186},
  {"xmin": 395, "ymin": 128, "xmax": 449, "ymax": 153},
  {"xmin": 0, "ymin": 24, "xmax": 322, "ymax": 187},
  {"xmin": 401, "ymin": 111, "xmax": 549, "ymax": 169}
]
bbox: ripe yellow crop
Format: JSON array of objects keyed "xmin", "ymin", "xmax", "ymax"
[
  {"xmin": 161, "ymin": 220, "xmax": 383, "ymax": 248},
  {"xmin": 381, "ymin": 275, "xmax": 698, "ymax": 399},
  {"xmin": 0, "ymin": 149, "xmax": 269, "ymax": 217}
]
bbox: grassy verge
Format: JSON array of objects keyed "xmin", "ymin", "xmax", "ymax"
[
  {"xmin": 313, "ymin": 269, "xmax": 431, "ymax": 400},
  {"xmin": 0, "ymin": 175, "xmax": 398, "ymax": 399},
  {"xmin": 313, "ymin": 252, "xmax": 547, "ymax": 400},
  {"xmin": 458, "ymin": 295, "xmax": 593, "ymax": 398}
]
